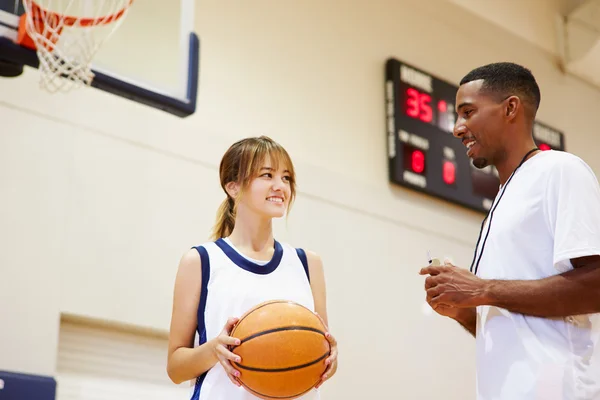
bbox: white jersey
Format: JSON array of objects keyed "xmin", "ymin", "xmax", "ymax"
[
  {"xmin": 473, "ymin": 150, "xmax": 600, "ymax": 400},
  {"xmin": 188, "ymin": 237, "xmax": 320, "ymax": 400}
]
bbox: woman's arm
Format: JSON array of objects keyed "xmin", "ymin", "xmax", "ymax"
[
  {"xmin": 166, "ymin": 249, "xmax": 241, "ymax": 386},
  {"xmin": 306, "ymin": 250, "xmax": 338, "ymax": 388}
]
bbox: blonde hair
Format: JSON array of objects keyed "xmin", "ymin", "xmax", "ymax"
[{"xmin": 210, "ymin": 136, "xmax": 297, "ymax": 240}]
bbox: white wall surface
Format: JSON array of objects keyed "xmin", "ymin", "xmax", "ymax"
[
  {"xmin": 1, "ymin": 0, "xmax": 600, "ymax": 398},
  {"xmin": 447, "ymin": 0, "xmax": 564, "ymax": 55}
]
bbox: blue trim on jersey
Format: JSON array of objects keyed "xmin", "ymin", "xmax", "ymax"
[
  {"xmin": 190, "ymin": 245, "xmax": 211, "ymax": 400},
  {"xmin": 215, "ymin": 238, "xmax": 283, "ymax": 274},
  {"xmin": 295, "ymin": 248, "xmax": 310, "ymax": 282}
]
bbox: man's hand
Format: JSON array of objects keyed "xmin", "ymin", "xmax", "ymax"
[
  {"xmin": 427, "ymin": 301, "xmax": 464, "ymax": 319},
  {"xmin": 420, "ymin": 261, "xmax": 489, "ymax": 309}
]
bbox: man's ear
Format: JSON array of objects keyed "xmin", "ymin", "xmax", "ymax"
[
  {"xmin": 505, "ymin": 95, "xmax": 520, "ymax": 121},
  {"xmin": 225, "ymin": 181, "xmax": 239, "ymax": 199}
]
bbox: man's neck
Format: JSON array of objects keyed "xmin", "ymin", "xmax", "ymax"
[{"xmin": 495, "ymin": 143, "xmax": 539, "ymax": 185}]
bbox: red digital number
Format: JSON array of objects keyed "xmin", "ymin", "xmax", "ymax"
[
  {"xmin": 411, "ymin": 150, "xmax": 425, "ymax": 174},
  {"xmin": 420, "ymin": 94, "xmax": 432, "ymax": 123},
  {"xmin": 443, "ymin": 161, "xmax": 456, "ymax": 185},
  {"xmin": 406, "ymin": 88, "xmax": 420, "ymax": 118},
  {"xmin": 406, "ymin": 88, "xmax": 433, "ymax": 123}
]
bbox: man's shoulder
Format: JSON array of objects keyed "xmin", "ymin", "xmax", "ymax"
[
  {"xmin": 535, "ymin": 150, "xmax": 593, "ymax": 175},
  {"xmin": 533, "ymin": 151, "xmax": 600, "ymax": 203},
  {"xmin": 539, "ymin": 149, "xmax": 582, "ymax": 163}
]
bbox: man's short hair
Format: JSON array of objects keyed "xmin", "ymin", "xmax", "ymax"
[{"xmin": 460, "ymin": 62, "xmax": 541, "ymax": 115}]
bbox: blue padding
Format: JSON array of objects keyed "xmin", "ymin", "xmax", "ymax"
[{"xmin": 0, "ymin": 370, "xmax": 56, "ymax": 400}]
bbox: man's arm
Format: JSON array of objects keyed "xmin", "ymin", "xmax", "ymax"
[
  {"xmin": 421, "ymin": 256, "xmax": 600, "ymax": 318},
  {"xmin": 427, "ymin": 302, "xmax": 477, "ymax": 337},
  {"xmin": 454, "ymin": 308, "xmax": 477, "ymax": 337},
  {"xmin": 483, "ymin": 256, "xmax": 600, "ymax": 318}
]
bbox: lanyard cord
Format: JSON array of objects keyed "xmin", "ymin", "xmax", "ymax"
[{"xmin": 469, "ymin": 148, "xmax": 539, "ymax": 275}]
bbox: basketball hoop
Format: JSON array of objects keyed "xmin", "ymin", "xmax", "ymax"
[{"xmin": 18, "ymin": 0, "xmax": 134, "ymax": 92}]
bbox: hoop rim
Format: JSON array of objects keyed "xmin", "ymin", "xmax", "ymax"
[{"xmin": 24, "ymin": 0, "xmax": 134, "ymax": 28}]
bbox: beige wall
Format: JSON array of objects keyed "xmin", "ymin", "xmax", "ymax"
[{"xmin": 1, "ymin": 0, "xmax": 599, "ymax": 398}]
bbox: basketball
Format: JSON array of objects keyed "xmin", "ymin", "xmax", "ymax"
[{"xmin": 229, "ymin": 300, "xmax": 331, "ymax": 399}]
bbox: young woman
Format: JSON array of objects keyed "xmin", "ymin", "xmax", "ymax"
[{"xmin": 167, "ymin": 136, "xmax": 338, "ymax": 400}]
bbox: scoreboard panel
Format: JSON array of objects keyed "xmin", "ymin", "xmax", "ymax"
[{"xmin": 385, "ymin": 58, "xmax": 566, "ymax": 213}]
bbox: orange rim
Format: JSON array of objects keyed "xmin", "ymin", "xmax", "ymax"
[{"xmin": 26, "ymin": 0, "xmax": 134, "ymax": 28}]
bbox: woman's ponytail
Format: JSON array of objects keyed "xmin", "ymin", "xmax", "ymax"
[{"xmin": 211, "ymin": 196, "xmax": 236, "ymax": 240}]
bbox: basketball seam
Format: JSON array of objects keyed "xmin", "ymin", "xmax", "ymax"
[
  {"xmin": 232, "ymin": 326, "xmax": 326, "ymax": 347},
  {"xmin": 232, "ymin": 350, "xmax": 329, "ymax": 373},
  {"xmin": 230, "ymin": 300, "xmax": 293, "ymax": 336}
]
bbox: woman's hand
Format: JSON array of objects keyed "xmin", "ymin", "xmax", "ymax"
[
  {"xmin": 211, "ymin": 317, "xmax": 242, "ymax": 386},
  {"xmin": 315, "ymin": 313, "xmax": 338, "ymax": 389}
]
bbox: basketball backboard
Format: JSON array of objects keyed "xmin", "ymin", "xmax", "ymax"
[{"xmin": 0, "ymin": 0, "xmax": 199, "ymax": 117}]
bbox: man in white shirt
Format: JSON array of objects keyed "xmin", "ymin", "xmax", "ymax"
[{"xmin": 420, "ymin": 62, "xmax": 600, "ymax": 400}]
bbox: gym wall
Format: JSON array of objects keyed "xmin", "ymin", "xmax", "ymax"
[{"xmin": 1, "ymin": 0, "xmax": 598, "ymax": 399}]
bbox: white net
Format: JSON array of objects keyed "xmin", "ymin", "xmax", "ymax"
[{"xmin": 22, "ymin": 0, "xmax": 134, "ymax": 92}]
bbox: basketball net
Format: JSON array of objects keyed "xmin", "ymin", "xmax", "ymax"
[{"xmin": 19, "ymin": 0, "xmax": 134, "ymax": 92}]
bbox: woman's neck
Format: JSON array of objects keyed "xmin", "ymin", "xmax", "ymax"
[{"xmin": 227, "ymin": 213, "xmax": 274, "ymax": 257}]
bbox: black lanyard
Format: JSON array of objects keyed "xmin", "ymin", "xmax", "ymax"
[{"xmin": 469, "ymin": 148, "xmax": 540, "ymax": 275}]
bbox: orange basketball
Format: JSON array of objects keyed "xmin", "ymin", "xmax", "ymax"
[{"xmin": 229, "ymin": 300, "xmax": 331, "ymax": 399}]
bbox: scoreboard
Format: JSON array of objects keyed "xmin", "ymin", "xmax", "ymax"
[{"xmin": 385, "ymin": 58, "xmax": 566, "ymax": 213}]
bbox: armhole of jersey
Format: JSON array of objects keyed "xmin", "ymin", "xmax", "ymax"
[
  {"xmin": 191, "ymin": 245, "xmax": 211, "ymax": 400},
  {"xmin": 296, "ymin": 248, "xmax": 310, "ymax": 282},
  {"xmin": 193, "ymin": 246, "xmax": 211, "ymax": 341}
]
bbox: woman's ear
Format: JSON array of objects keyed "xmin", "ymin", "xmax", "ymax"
[{"xmin": 225, "ymin": 181, "xmax": 239, "ymax": 199}]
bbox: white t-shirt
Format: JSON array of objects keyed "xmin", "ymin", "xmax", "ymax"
[{"xmin": 473, "ymin": 150, "xmax": 600, "ymax": 400}]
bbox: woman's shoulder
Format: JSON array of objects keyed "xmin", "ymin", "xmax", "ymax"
[{"xmin": 279, "ymin": 241, "xmax": 323, "ymax": 268}]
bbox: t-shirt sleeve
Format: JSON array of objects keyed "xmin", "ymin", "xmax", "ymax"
[{"xmin": 545, "ymin": 154, "xmax": 600, "ymax": 273}]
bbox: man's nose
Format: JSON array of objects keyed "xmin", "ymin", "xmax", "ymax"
[{"xmin": 453, "ymin": 120, "xmax": 467, "ymax": 138}]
